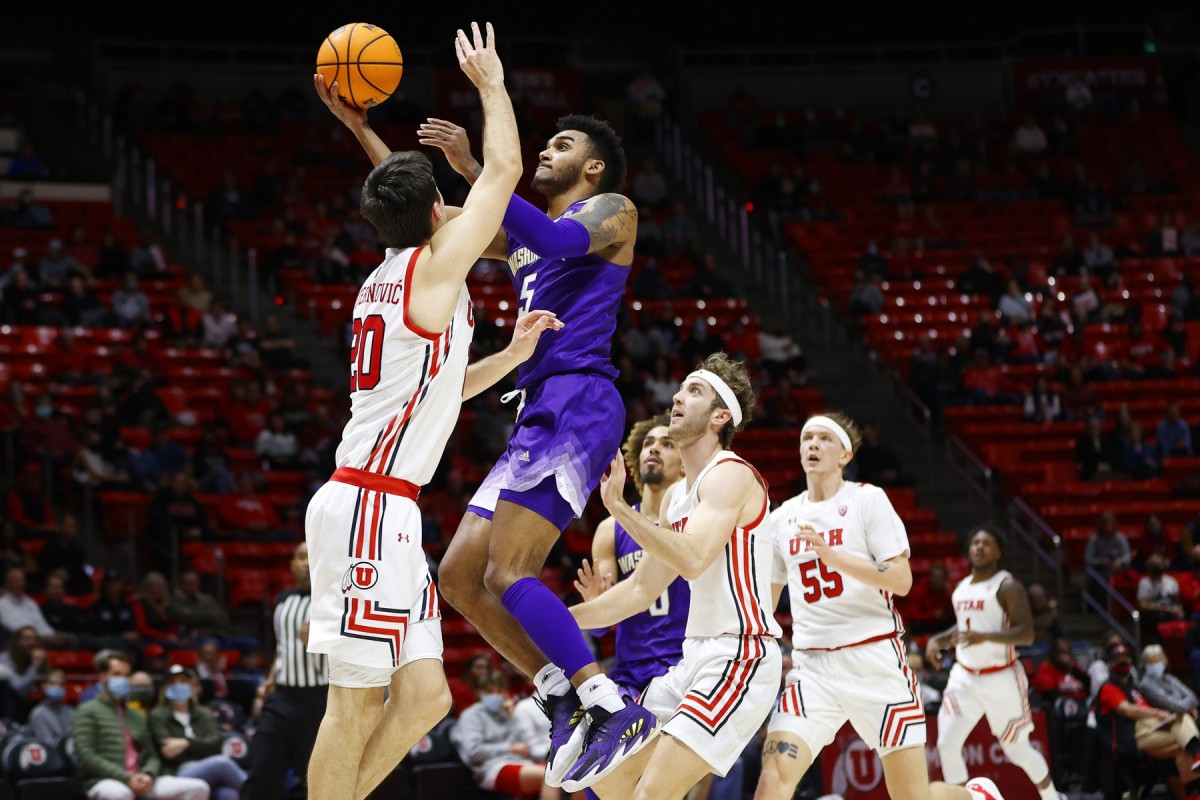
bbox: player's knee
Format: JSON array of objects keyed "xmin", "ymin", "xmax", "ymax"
[
  {"xmin": 999, "ymin": 738, "xmax": 1048, "ymax": 776},
  {"xmin": 483, "ymin": 560, "xmax": 518, "ymax": 600},
  {"xmin": 438, "ymin": 554, "xmax": 475, "ymax": 608},
  {"xmin": 424, "ymin": 678, "xmax": 453, "ymax": 722}
]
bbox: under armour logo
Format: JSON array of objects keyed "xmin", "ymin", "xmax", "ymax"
[{"xmin": 397, "ymin": 532, "xmax": 409, "ymax": 543}]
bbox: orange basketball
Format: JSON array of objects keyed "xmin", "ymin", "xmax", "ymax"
[{"xmin": 316, "ymin": 23, "xmax": 403, "ymax": 110}]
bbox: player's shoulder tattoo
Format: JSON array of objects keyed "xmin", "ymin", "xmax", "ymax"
[{"xmin": 570, "ymin": 193, "xmax": 637, "ymax": 249}]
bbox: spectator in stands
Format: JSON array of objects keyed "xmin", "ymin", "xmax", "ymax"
[
  {"xmin": 1082, "ymin": 232, "xmax": 1116, "ymax": 278},
  {"xmin": 200, "ymin": 297, "xmax": 238, "ymax": 350},
  {"xmin": 1161, "ymin": 313, "xmax": 1192, "ymax": 362},
  {"xmin": 996, "ymin": 278, "xmax": 1033, "ymax": 325},
  {"xmin": 73, "ymin": 648, "xmax": 211, "ymax": 800},
  {"xmin": 150, "ymin": 664, "xmax": 247, "ymax": 800},
  {"xmin": 217, "ymin": 471, "xmax": 284, "ymax": 538},
  {"xmin": 194, "ymin": 639, "xmax": 231, "ymax": 705},
  {"xmin": 1022, "ymin": 375, "xmax": 1062, "ymax": 424},
  {"xmin": 0, "ymin": 565, "xmax": 69, "ymax": 647},
  {"xmin": 1086, "ymin": 511, "xmax": 1132, "ymax": 607},
  {"xmin": 847, "ymin": 270, "xmax": 884, "ymax": 316},
  {"xmin": 1136, "ymin": 514, "xmax": 1177, "ymax": 572},
  {"xmin": 226, "ymin": 380, "xmax": 273, "ymax": 447},
  {"xmin": 629, "ymin": 258, "xmax": 671, "ymax": 301},
  {"xmin": 254, "ymin": 411, "xmax": 301, "ymax": 472},
  {"xmin": 36, "ymin": 512, "xmax": 93, "ymax": 595},
  {"xmin": 1012, "ymin": 115, "xmax": 1048, "ymax": 156},
  {"xmin": 117, "ymin": 369, "xmax": 171, "ymax": 430},
  {"xmin": 129, "ymin": 230, "xmax": 169, "ymax": 276},
  {"xmin": 1, "ymin": 266, "xmax": 44, "ymax": 324},
  {"xmin": 851, "ymin": 420, "xmax": 914, "ymax": 487},
  {"xmin": 685, "ymin": 251, "xmax": 736, "ymax": 300},
  {"xmin": 631, "ymin": 157, "xmax": 668, "ymax": 213},
  {"xmin": 1137, "ymin": 554, "xmax": 1186, "ymax": 638},
  {"xmin": 95, "ymin": 232, "xmax": 133, "ymax": 280},
  {"xmin": 1067, "ymin": 270, "xmax": 1102, "ymax": 324},
  {"xmin": 962, "ymin": 346, "xmax": 1020, "ymax": 405},
  {"xmin": 6, "ymin": 462, "xmax": 59, "ymax": 538},
  {"xmin": 148, "ymin": 473, "xmax": 213, "ymax": 572},
  {"xmin": 1121, "ymin": 421, "xmax": 1162, "ymax": 480},
  {"xmin": 1094, "ymin": 642, "xmax": 1200, "ymax": 794},
  {"xmin": 73, "ymin": 427, "xmax": 133, "ymax": 494},
  {"xmin": 130, "ymin": 424, "xmax": 191, "ymax": 492},
  {"xmin": 191, "ymin": 430, "xmax": 235, "ymax": 496},
  {"xmin": 5, "ymin": 141, "xmax": 49, "ymax": 178},
  {"xmin": 1032, "ymin": 638, "xmax": 1090, "ymax": 704},
  {"xmin": 903, "ymin": 561, "xmax": 955, "ymax": 635},
  {"xmin": 131, "ymin": 572, "xmax": 184, "ymax": 648},
  {"xmin": 449, "ymin": 669, "xmax": 557, "ymax": 800},
  {"xmin": 451, "ymin": 653, "xmax": 495, "ymax": 716},
  {"xmin": 758, "ymin": 322, "xmax": 806, "ymax": 383},
  {"xmin": 9, "ymin": 188, "xmax": 53, "ymax": 229},
  {"xmin": 1027, "ymin": 583, "xmax": 1064, "ymax": 644},
  {"xmin": 958, "ymin": 251, "xmax": 1004, "ymax": 305},
  {"xmin": 1157, "ymin": 402, "xmax": 1194, "ymax": 459},
  {"xmin": 859, "ymin": 239, "xmax": 890, "ymax": 279},
  {"xmin": 679, "ymin": 316, "xmax": 725, "ymax": 366},
  {"xmin": 1139, "ymin": 644, "xmax": 1198, "ymax": 719},
  {"xmin": 111, "ymin": 271, "xmax": 154, "ymax": 330},
  {"xmin": 90, "ymin": 572, "xmax": 140, "ymax": 648},
  {"xmin": 257, "ymin": 312, "xmax": 306, "ymax": 370},
  {"xmin": 0, "ymin": 517, "xmax": 35, "ymax": 578},
  {"xmin": 19, "ymin": 395, "xmax": 80, "ymax": 479},
  {"xmin": 1089, "ymin": 630, "xmax": 1133, "ymax": 706},
  {"xmin": 723, "ymin": 317, "xmax": 761, "ymax": 365},
  {"xmin": 1147, "ymin": 212, "xmax": 1181, "ymax": 256},
  {"xmin": 35, "ymin": 238, "xmax": 88, "ymax": 289},
  {"xmin": 169, "ymin": 570, "xmax": 233, "ymax": 646},
  {"xmin": 27, "ymin": 668, "xmax": 74, "ymax": 742},
  {"xmin": 0, "ymin": 624, "xmax": 47, "ymax": 714},
  {"xmin": 755, "ymin": 374, "xmax": 807, "ymax": 428},
  {"xmin": 662, "ymin": 199, "xmax": 700, "ymax": 258}
]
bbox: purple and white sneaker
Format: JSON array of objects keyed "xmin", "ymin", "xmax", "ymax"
[
  {"xmin": 538, "ymin": 688, "xmax": 588, "ymax": 788},
  {"xmin": 560, "ymin": 701, "xmax": 661, "ymax": 791}
]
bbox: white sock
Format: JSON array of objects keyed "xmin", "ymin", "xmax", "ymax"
[
  {"xmin": 576, "ymin": 674, "xmax": 625, "ymax": 714},
  {"xmin": 534, "ymin": 664, "xmax": 570, "ymax": 700},
  {"xmin": 1037, "ymin": 784, "xmax": 1060, "ymax": 800}
]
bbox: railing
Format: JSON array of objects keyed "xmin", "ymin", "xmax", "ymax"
[
  {"xmin": 1083, "ymin": 566, "xmax": 1141, "ymax": 651},
  {"xmin": 944, "ymin": 433, "xmax": 994, "ymax": 504},
  {"xmin": 1007, "ymin": 497, "xmax": 1066, "ymax": 604}
]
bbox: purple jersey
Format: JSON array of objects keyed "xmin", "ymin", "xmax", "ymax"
[
  {"xmin": 611, "ymin": 508, "xmax": 689, "ymax": 681},
  {"xmin": 505, "ymin": 199, "xmax": 627, "ymax": 388}
]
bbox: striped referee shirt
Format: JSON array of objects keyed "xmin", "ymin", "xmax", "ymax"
[{"xmin": 272, "ymin": 588, "xmax": 327, "ymax": 688}]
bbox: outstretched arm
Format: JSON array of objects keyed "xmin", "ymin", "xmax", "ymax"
[
  {"xmin": 463, "ymin": 309, "xmax": 562, "ymax": 400},
  {"xmin": 571, "ymin": 552, "xmax": 677, "ymax": 631},
  {"xmin": 313, "ymin": 75, "xmax": 392, "ymax": 166}
]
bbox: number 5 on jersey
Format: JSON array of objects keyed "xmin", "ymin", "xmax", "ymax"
[
  {"xmin": 798, "ymin": 560, "xmax": 844, "ymax": 603},
  {"xmin": 518, "ymin": 273, "xmax": 537, "ymax": 315}
]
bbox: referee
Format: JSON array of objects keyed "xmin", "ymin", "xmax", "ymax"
[{"xmin": 241, "ymin": 541, "xmax": 329, "ymax": 800}]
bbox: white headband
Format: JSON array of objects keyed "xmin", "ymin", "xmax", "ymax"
[
  {"xmin": 802, "ymin": 415, "xmax": 853, "ymax": 451},
  {"xmin": 687, "ymin": 370, "xmax": 743, "ymax": 427}
]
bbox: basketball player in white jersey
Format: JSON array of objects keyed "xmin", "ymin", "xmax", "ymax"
[
  {"xmin": 925, "ymin": 526, "xmax": 1064, "ymax": 800},
  {"xmin": 567, "ymin": 352, "xmax": 783, "ymax": 798},
  {"xmin": 306, "ymin": 23, "xmax": 562, "ymax": 800},
  {"xmin": 756, "ymin": 411, "xmax": 1004, "ymax": 800}
]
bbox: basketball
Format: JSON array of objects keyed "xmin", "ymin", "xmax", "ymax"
[{"xmin": 316, "ymin": 23, "xmax": 404, "ymax": 109}]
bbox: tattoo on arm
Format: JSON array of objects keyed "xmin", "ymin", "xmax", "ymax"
[
  {"xmin": 764, "ymin": 741, "xmax": 799, "ymax": 759},
  {"xmin": 876, "ymin": 562, "xmax": 891, "ymax": 573},
  {"xmin": 570, "ymin": 194, "xmax": 637, "ymax": 251}
]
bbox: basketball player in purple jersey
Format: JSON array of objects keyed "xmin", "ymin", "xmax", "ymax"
[
  {"xmin": 413, "ymin": 115, "xmax": 658, "ymax": 781},
  {"xmin": 575, "ymin": 413, "xmax": 689, "ymax": 800},
  {"xmin": 576, "ymin": 413, "xmax": 690, "ymax": 701}
]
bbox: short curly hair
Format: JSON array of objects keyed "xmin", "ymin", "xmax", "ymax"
[
  {"xmin": 557, "ymin": 114, "xmax": 627, "ymax": 194},
  {"xmin": 621, "ymin": 412, "xmax": 672, "ymax": 494}
]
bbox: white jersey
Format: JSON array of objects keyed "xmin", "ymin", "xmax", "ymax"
[
  {"xmin": 334, "ymin": 246, "xmax": 474, "ymax": 486},
  {"xmin": 770, "ymin": 481, "xmax": 910, "ymax": 650},
  {"xmin": 950, "ymin": 569, "xmax": 1015, "ymax": 670},
  {"xmin": 664, "ymin": 450, "xmax": 782, "ymax": 640}
]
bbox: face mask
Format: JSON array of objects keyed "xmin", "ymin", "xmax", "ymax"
[
  {"xmin": 1145, "ymin": 663, "xmax": 1167, "ymax": 679},
  {"xmin": 43, "ymin": 686, "xmax": 66, "ymax": 702},
  {"xmin": 481, "ymin": 693, "xmax": 505, "ymax": 713},
  {"xmin": 106, "ymin": 676, "xmax": 132, "ymax": 700},
  {"xmin": 35, "ymin": 404, "xmax": 52, "ymax": 419},
  {"xmin": 1111, "ymin": 663, "xmax": 1133, "ymax": 676},
  {"xmin": 165, "ymin": 684, "xmax": 193, "ymax": 704}
]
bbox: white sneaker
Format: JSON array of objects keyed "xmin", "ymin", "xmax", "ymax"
[{"xmin": 965, "ymin": 778, "xmax": 1006, "ymax": 800}]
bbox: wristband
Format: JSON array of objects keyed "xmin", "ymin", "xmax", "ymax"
[{"xmin": 502, "ymin": 194, "xmax": 591, "ymax": 259}]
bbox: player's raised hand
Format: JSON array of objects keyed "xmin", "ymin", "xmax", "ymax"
[
  {"xmin": 574, "ymin": 558, "xmax": 614, "ymax": 602},
  {"xmin": 313, "ymin": 74, "xmax": 368, "ymax": 129},
  {"xmin": 507, "ymin": 310, "xmax": 563, "ymax": 363},
  {"xmin": 418, "ymin": 118, "xmax": 480, "ymax": 180},
  {"xmin": 455, "ymin": 22, "xmax": 503, "ymax": 90},
  {"xmin": 599, "ymin": 453, "xmax": 628, "ymax": 513}
]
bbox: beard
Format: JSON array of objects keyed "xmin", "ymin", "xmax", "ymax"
[
  {"xmin": 670, "ymin": 412, "xmax": 706, "ymax": 444},
  {"xmin": 531, "ymin": 159, "xmax": 584, "ymax": 196},
  {"xmin": 641, "ymin": 466, "xmax": 664, "ymax": 486}
]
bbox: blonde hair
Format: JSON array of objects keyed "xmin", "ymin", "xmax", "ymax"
[
  {"xmin": 809, "ymin": 410, "xmax": 862, "ymax": 452},
  {"xmin": 1141, "ymin": 644, "xmax": 1165, "ymax": 666}
]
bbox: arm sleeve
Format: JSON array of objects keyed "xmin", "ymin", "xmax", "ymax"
[{"xmin": 502, "ymin": 195, "xmax": 591, "ymax": 259}]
